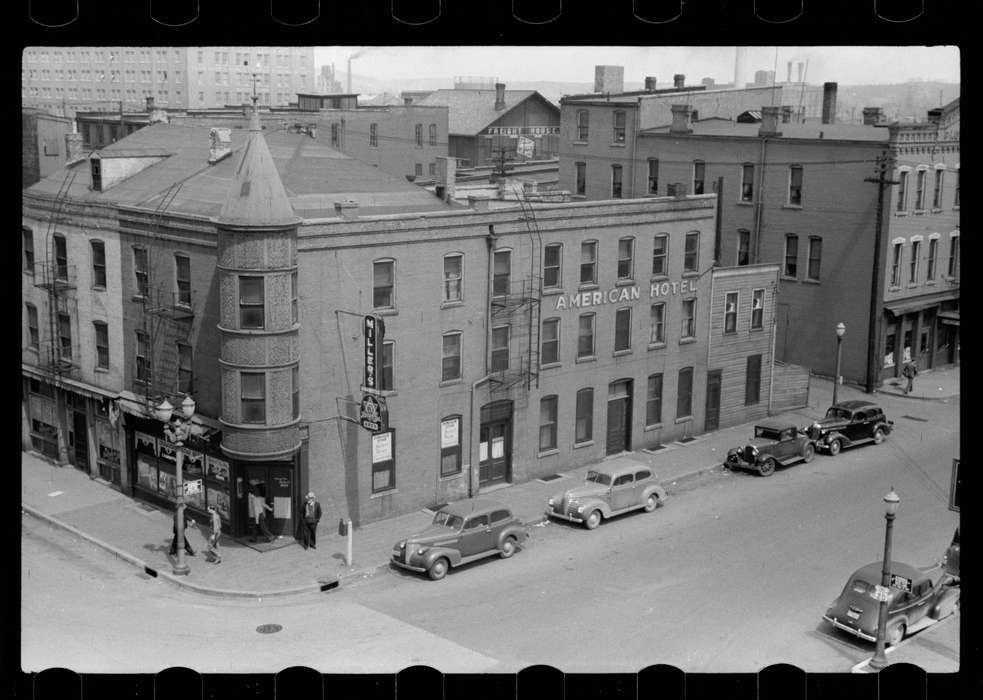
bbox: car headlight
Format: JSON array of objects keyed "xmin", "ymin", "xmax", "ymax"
[
  {"xmin": 416, "ymin": 546, "xmax": 428, "ymax": 555},
  {"xmin": 548, "ymin": 497, "xmax": 554, "ymax": 506},
  {"xmin": 577, "ymin": 505, "xmax": 585, "ymax": 513},
  {"xmin": 397, "ymin": 541, "xmax": 405, "ymax": 549}
]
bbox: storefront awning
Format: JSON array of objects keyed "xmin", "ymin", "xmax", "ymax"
[
  {"xmin": 938, "ymin": 310, "xmax": 960, "ymax": 326},
  {"xmin": 883, "ymin": 291, "xmax": 960, "ymax": 317}
]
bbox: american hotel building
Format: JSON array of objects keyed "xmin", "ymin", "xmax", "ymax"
[{"xmin": 23, "ymin": 107, "xmax": 780, "ymax": 532}]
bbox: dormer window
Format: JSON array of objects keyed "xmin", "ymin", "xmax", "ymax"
[{"xmin": 90, "ymin": 156, "xmax": 102, "ymax": 191}]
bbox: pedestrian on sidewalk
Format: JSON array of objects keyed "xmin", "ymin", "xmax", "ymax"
[
  {"xmin": 169, "ymin": 508, "xmax": 196, "ymax": 557},
  {"xmin": 206, "ymin": 505, "xmax": 223, "ymax": 564},
  {"xmin": 299, "ymin": 492, "xmax": 322, "ymax": 550},
  {"xmin": 902, "ymin": 360, "xmax": 918, "ymax": 394},
  {"xmin": 248, "ymin": 486, "xmax": 275, "ymax": 543}
]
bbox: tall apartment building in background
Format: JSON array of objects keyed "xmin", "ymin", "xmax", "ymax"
[{"xmin": 22, "ymin": 47, "xmax": 316, "ymax": 116}]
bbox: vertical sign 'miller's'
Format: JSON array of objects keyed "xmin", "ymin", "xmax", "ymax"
[{"xmin": 364, "ymin": 315, "xmax": 386, "ymax": 390}]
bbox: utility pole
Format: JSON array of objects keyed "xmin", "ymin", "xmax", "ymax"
[{"xmin": 863, "ymin": 153, "xmax": 899, "ymax": 394}]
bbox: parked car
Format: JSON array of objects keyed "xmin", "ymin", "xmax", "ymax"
[
  {"xmin": 723, "ymin": 420, "xmax": 815, "ymax": 476},
  {"xmin": 545, "ymin": 457, "xmax": 667, "ymax": 529},
  {"xmin": 823, "ymin": 561, "xmax": 960, "ymax": 645},
  {"xmin": 391, "ymin": 499, "xmax": 528, "ymax": 580},
  {"xmin": 942, "ymin": 527, "xmax": 960, "ymax": 580},
  {"xmin": 806, "ymin": 400, "xmax": 893, "ymax": 456}
]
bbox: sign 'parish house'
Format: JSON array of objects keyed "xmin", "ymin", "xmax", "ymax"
[{"xmin": 553, "ymin": 279, "xmax": 699, "ymax": 311}]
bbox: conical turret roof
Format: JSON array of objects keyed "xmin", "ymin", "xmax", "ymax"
[{"xmin": 217, "ymin": 103, "xmax": 299, "ymax": 227}]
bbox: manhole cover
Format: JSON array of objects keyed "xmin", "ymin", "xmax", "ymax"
[
  {"xmin": 902, "ymin": 415, "xmax": 929, "ymax": 422},
  {"xmin": 256, "ymin": 624, "xmax": 283, "ymax": 634}
]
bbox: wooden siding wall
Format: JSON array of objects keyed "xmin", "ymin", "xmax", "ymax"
[{"xmin": 771, "ymin": 361, "xmax": 811, "ymax": 413}]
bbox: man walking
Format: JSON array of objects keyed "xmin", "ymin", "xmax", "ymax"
[
  {"xmin": 902, "ymin": 360, "xmax": 918, "ymax": 395},
  {"xmin": 248, "ymin": 485, "xmax": 275, "ymax": 543},
  {"xmin": 206, "ymin": 505, "xmax": 223, "ymax": 564},
  {"xmin": 169, "ymin": 508, "xmax": 196, "ymax": 557},
  {"xmin": 301, "ymin": 492, "xmax": 322, "ymax": 550}
]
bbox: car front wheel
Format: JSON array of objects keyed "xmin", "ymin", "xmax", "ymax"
[
  {"xmin": 886, "ymin": 621, "xmax": 906, "ymax": 646},
  {"xmin": 802, "ymin": 444, "xmax": 815, "ymax": 463},
  {"xmin": 758, "ymin": 458, "xmax": 777, "ymax": 477},
  {"xmin": 428, "ymin": 557, "xmax": 449, "ymax": 581},
  {"xmin": 644, "ymin": 494, "xmax": 659, "ymax": 512},
  {"xmin": 873, "ymin": 428, "xmax": 885, "ymax": 444},
  {"xmin": 828, "ymin": 439, "xmax": 842, "ymax": 456},
  {"xmin": 584, "ymin": 510, "xmax": 602, "ymax": 530},
  {"xmin": 499, "ymin": 536, "xmax": 517, "ymax": 559}
]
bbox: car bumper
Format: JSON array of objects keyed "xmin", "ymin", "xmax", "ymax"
[
  {"xmin": 724, "ymin": 458, "xmax": 758, "ymax": 471},
  {"xmin": 545, "ymin": 508, "xmax": 585, "ymax": 524},
  {"xmin": 390, "ymin": 556, "xmax": 427, "ymax": 573},
  {"xmin": 823, "ymin": 615, "xmax": 876, "ymax": 642}
]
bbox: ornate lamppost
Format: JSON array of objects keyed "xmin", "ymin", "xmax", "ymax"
[
  {"xmin": 156, "ymin": 395, "xmax": 197, "ymax": 576},
  {"xmin": 833, "ymin": 322, "xmax": 846, "ymax": 406},
  {"xmin": 869, "ymin": 488, "xmax": 901, "ymax": 670}
]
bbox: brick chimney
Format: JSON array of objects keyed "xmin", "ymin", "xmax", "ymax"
[
  {"xmin": 494, "ymin": 83, "xmax": 506, "ymax": 110},
  {"xmin": 64, "ymin": 130, "xmax": 84, "ymax": 164},
  {"xmin": 759, "ymin": 105, "xmax": 782, "ymax": 137},
  {"xmin": 435, "ymin": 155, "xmax": 456, "ymax": 203},
  {"xmin": 673, "ymin": 74, "xmax": 685, "ymax": 89},
  {"xmin": 862, "ymin": 107, "xmax": 883, "ymax": 126},
  {"xmin": 670, "ymin": 104, "xmax": 692, "ymax": 135},
  {"xmin": 822, "ymin": 82, "xmax": 838, "ymax": 124},
  {"xmin": 334, "ymin": 200, "xmax": 359, "ymax": 220},
  {"xmin": 644, "ymin": 76, "xmax": 657, "ymax": 91}
]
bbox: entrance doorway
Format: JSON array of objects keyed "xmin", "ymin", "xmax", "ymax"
[
  {"xmin": 705, "ymin": 370, "xmax": 722, "ymax": 433},
  {"xmin": 606, "ymin": 379, "xmax": 633, "ymax": 455},
  {"xmin": 242, "ymin": 464, "xmax": 295, "ymax": 538},
  {"xmin": 71, "ymin": 411, "xmax": 88, "ymax": 472},
  {"xmin": 479, "ymin": 400, "xmax": 512, "ymax": 486}
]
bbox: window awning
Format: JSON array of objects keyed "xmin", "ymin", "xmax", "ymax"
[{"xmin": 883, "ymin": 291, "xmax": 960, "ymax": 317}]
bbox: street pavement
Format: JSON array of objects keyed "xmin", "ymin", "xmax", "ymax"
[{"xmin": 21, "ymin": 368, "xmax": 960, "ymax": 669}]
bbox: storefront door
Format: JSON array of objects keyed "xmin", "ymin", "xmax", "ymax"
[
  {"xmin": 606, "ymin": 379, "xmax": 633, "ymax": 456},
  {"xmin": 479, "ymin": 400, "xmax": 513, "ymax": 486},
  {"xmin": 705, "ymin": 370, "xmax": 722, "ymax": 433},
  {"xmin": 244, "ymin": 464, "xmax": 295, "ymax": 538},
  {"xmin": 71, "ymin": 411, "xmax": 88, "ymax": 472}
]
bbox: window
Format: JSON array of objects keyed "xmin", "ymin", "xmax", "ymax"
[
  {"xmin": 54, "ymin": 234, "xmax": 68, "ymax": 280},
  {"xmin": 175, "ymin": 254, "xmax": 191, "ymax": 306},
  {"xmin": 575, "ymin": 162, "xmax": 586, "ymax": 195},
  {"xmin": 926, "ymin": 238, "xmax": 938, "ymax": 281},
  {"xmin": 651, "ymin": 234, "xmax": 668, "ymax": 276},
  {"xmin": 954, "ymin": 168, "xmax": 959, "ymax": 207},
  {"xmin": 933, "ymin": 168, "xmax": 944, "ymax": 209},
  {"xmin": 575, "ymin": 388, "xmax": 593, "ymax": 443},
  {"xmin": 580, "ymin": 241, "xmax": 597, "ymax": 285},
  {"xmin": 429, "ymin": 124, "xmax": 437, "ymax": 146},
  {"xmin": 177, "ymin": 342, "xmax": 192, "ymax": 393},
  {"xmin": 646, "ymin": 373, "xmax": 663, "ymax": 426},
  {"xmin": 578, "ymin": 313, "xmax": 595, "ymax": 358},
  {"xmin": 676, "ymin": 367, "xmax": 693, "ymax": 419},
  {"xmin": 330, "ymin": 123, "xmax": 339, "ymax": 146},
  {"xmin": 891, "ymin": 243, "xmax": 903, "ymax": 286},
  {"xmin": 443, "ymin": 254, "xmax": 463, "ymax": 302},
  {"xmin": 909, "ymin": 240, "xmax": 921, "ymax": 283},
  {"xmin": 915, "ymin": 168, "xmax": 926, "ymax": 210},
  {"xmin": 238, "ymin": 276, "xmax": 265, "ymax": 328},
  {"xmin": 614, "ymin": 308, "xmax": 632, "ymax": 352},
  {"xmin": 493, "ymin": 250, "xmax": 511, "ymax": 296},
  {"xmin": 381, "ymin": 341, "xmax": 394, "ymax": 390},
  {"xmin": 465, "ymin": 514, "xmax": 488, "ymax": 530},
  {"xmin": 647, "ymin": 159, "xmax": 659, "ymax": 194},
  {"xmin": 948, "ymin": 235, "xmax": 959, "ymax": 279},
  {"xmin": 440, "ymin": 416, "xmax": 462, "ymax": 476},
  {"xmin": 684, "ymin": 232, "xmax": 699, "ymax": 273},
  {"xmin": 133, "ymin": 247, "xmax": 149, "ymax": 297},
  {"xmin": 491, "ymin": 325, "xmax": 510, "ymax": 371},
  {"xmin": 414, "ymin": 163, "xmax": 423, "ymax": 177},
  {"xmin": 896, "ymin": 170, "xmax": 909, "ymax": 212},
  {"xmin": 740, "ymin": 164, "xmax": 754, "ymax": 202},
  {"xmin": 745, "ymin": 354, "xmax": 762, "ymax": 406},
  {"xmin": 611, "ymin": 165, "xmax": 623, "ymax": 198},
  {"xmin": 540, "ymin": 317, "xmax": 561, "ymax": 365},
  {"xmin": 92, "ymin": 321, "xmax": 109, "ymax": 369},
  {"xmin": 576, "ymin": 110, "xmax": 589, "ymax": 140},
  {"xmin": 240, "ymin": 372, "xmax": 266, "ymax": 423},
  {"xmin": 539, "ymin": 396, "xmax": 558, "ymax": 451},
  {"xmin": 90, "ymin": 240, "xmax": 106, "ymax": 288},
  {"xmin": 58, "ymin": 313, "xmax": 72, "ymax": 361},
  {"xmin": 751, "ymin": 289, "xmax": 764, "ymax": 330},
  {"xmin": 883, "ymin": 332, "xmax": 896, "ymax": 368},
  {"xmin": 373, "ymin": 260, "xmax": 394, "ymax": 309},
  {"xmin": 414, "ymin": 123, "xmax": 422, "ymax": 147},
  {"xmin": 650, "ymin": 303, "xmax": 665, "ymax": 344},
  {"xmin": 135, "ymin": 331, "xmax": 150, "ymax": 383},
  {"xmin": 724, "ymin": 292, "xmax": 738, "ymax": 333},
  {"xmin": 807, "ymin": 236, "xmax": 822, "ymax": 281},
  {"xmin": 681, "ymin": 299, "xmax": 696, "ymax": 339},
  {"xmin": 693, "ymin": 160, "xmax": 705, "ymax": 195},
  {"xmin": 613, "ymin": 110, "xmax": 626, "ymax": 143},
  {"xmin": 291, "ymin": 272, "xmax": 298, "ymax": 324},
  {"xmin": 736, "ymin": 229, "xmax": 750, "ymax": 266},
  {"xmin": 543, "ymin": 244, "xmax": 562, "ymax": 289},
  {"xmin": 617, "ymin": 237, "xmax": 634, "ymax": 279},
  {"xmin": 369, "ymin": 123, "xmax": 377, "ymax": 146},
  {"xmin": 784, "ymin": 234, "xmax": 798, "ymax": 278},
  {"xmin": 441, "ymin": 332, "xmax": 462, "ymax": 381},
  {"xmin": 26, "ymin": 303, "xmax": 39, "ymax": 349},
  {"xmin": 23, "ymin": 228, "xmax": 34, "ymax": 274},
  {"xmin": 788, "ymin": 165, "xmax": 803, "ymax": 205},
  {"xmin": 429, "ymin": 162, "xmax": 436, "ymax": 176}
]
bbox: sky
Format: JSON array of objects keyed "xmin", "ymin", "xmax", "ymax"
[{"xmin": 314, "ymin": 46, "xmax": 960, "ymax": 86}]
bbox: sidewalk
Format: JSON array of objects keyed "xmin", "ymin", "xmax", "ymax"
[
  {"xmin": 22, "ymin": 370, "xmax": 959, "ymax": 602},
  {"xmin": 873, "ymin": 365, "xmax": 960, "ymax": 401},
  {"xmin": 851, "ymin": 612, "xmax": 960, "ymax": 673}
]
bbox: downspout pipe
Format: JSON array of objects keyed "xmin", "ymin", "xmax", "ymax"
[
  {"xmin": 768, "ymin": 273, "xmax": 779, "ymax": 415},
  {"xmin": 486, "ymin": 224, "xmax": 497, "ymax": 373},
  {"xmin": 753, "ymin": 137, "xmax": 768, "ymax": 263},
  {"xmin": 630, "ymin": 99, "xmax": 640, "ymax": 197},
  {"xmin": 468, "ymin": 375, "xmax": 493, "ymax": 498}
]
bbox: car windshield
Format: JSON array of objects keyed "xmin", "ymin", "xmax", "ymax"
[
  {"xmin": 585, "ymin": 470, "xmax": 612, "ymax": 485},
  {"xmin": 851, "ymin": 579, "xmax": 873, "ymax": 595},
  {"xmin": 826, "ymin": 407, "xmax": 852, "ymax": 420},
  {"xmin": 754, "ymin": 426, "xmax": 782, "ymax": 440},
  {"xmin": 431, "ymin": 512, "xmax": 463, "ymax": 529}
]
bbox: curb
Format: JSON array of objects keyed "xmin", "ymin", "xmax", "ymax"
[
  {"xmin": 848, "ymin": 613, "xmax": 958, "ymax": 673},
  {"xmin": 874, "ymin": 389, "xmax": 959, "ymax": 403},
  {"xmin": 22, "ymin": 505, "xmax": 336, "ymax": 599}
]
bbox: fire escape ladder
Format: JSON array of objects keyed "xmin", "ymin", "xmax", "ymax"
[{"xmin": 39, "ymin": 171, "xmax": 78, "ymax": 378}]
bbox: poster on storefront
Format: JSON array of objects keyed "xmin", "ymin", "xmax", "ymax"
[
  {"xmin": 372, "ymin": 431, "xmax": 393, "ymax": 463},
  {"xmin": 137, "ymin": 456, "xmax": 155, "ymax": 490},
  {"xmin": 441, "ymin": 418, "xmax": 459, "ymax": 448},
  {"xmin": 479, "ymin": 442, "xmax": 488, "ymax": 462},
  {"xmin": 207, "ymin": 488, "xmax": 231, "ymax": 521},
  {"xmin": 206, "ymin": 456, "xmax": 230, "ymax": 481},
  {"xmin": 491, "ymin": 437, "xmax": 505, "ymax": 459},
  {"xmin": 182, "ymin": 449, "xmax": 204, "ymax": 477},
  {"xmin": 274, "ymin": 496, "xmax": 292, "ymax": 519}
]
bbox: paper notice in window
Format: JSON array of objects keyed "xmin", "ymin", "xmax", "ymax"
[
  {"xmin": 479, "ymin": 442, "xmax": 488, "ymax": 462},
  {"xmin": 492, "ymin": 437, "xmax": 505, "ymax": 459},
  {"xmin": 274, "ymin": 496, "xmax": 291, "ymax": 520}
]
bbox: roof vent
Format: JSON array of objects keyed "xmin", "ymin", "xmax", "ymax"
[
  {"xmin": 334, "ymin": 200, "xmax": 359, "ymax": 220},
  {"xmin": 208, "ymin": 127, "xmax": 233, "ymax": 164}
]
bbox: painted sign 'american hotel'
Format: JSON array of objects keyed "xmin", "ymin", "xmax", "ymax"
[{"xmin": 553, "ymin": 279, "xmax": 699, "ymax": 310}]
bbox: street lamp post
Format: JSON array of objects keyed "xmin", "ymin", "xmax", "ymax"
[
  {"xmin": 833, "ymin": 322, "xmax": 846, "ymax": 405},
  {"xmin": 869, "ymin": 488, "xmax": 901, "ymax": 671},
  {"xmin": 156, "ymin": 395, "xmax": 197, "ymax": 576}
]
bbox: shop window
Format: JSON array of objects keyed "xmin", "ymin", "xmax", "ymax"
[
  {"xmin": 896, "ymin": 169, "xmax": 909, "ymax": 211},
  {"xmin": 429, "ymin": 123, "xmax": 437, "ymax": 146},
  {"xmin": 919, "ymin": 330, "xmax": 929, "ymax": 354},
  {"xmin": 543, "ymin": 244, "xmax": 562, "ymax": 289},
  {"xmin": 745, "ymin": 354, "xmax": 762, "ymax": 406},
  {"xmin": 292, "ymin": 366, "xmax": 300, "ymax": 419},
  {"xmin": 693, "ymin": 160, "xmax": 705, "ymax": 195},
  {"xmin": 751, "ymin": 289, "xmax": 764, "ymax": 330},
  {"xmin": 135, "ymin": 331, "xmax": 151, "ymax": 383},
  {"xmin": 914, "ymin": 168, "xmax": 927, "ymax": 210},
  {"xmin": 613, "ymin": 308, "xmax": 632, "ymax": 352},
  {"xmin": 740, "ymin": 163, "xmax": 754, "ymax": 202},
  {"xmin": 177, "ymin": 342, "xmax": 193, "ymax": 393},
  {"xmin": 94, "ymin": 321, "xmax": 109, "ymax": 369},
  {"xmin": 539, "ymin": 395, "xmax": 558, "ymax": 451},
  {"xmin": 681, "ymin": 299, "xmax": 696, "ymax": 339},
  {"xmin": 724, "ymin": 292, "xmax": 738, "ymax": 333},
  {"xmin": 491, "ymin": 325, "xmax": 510, "ymax": 371},
  {"xmin": 580, "ymin": 240, "xmax": 597, "ymax": 285},
  {"xmin": 381, "ymin": 341, "xmax": 394, "ymax": 390},
  {"xmin": 90, "ymin": 240, "xmax": 106, "ymax": 288},
  {"xmin": 884, "ymin": 332, "xmax": 896, "ymax": 367},
  {"xmin": 684, "ymin": 232, "xmax": 699, "ymax": 273},
  {"xmin": 415, "ymin": 123, "xmax": 423, "ymax": 147},
  {"xmin": 617, "ymin": 237, "xmax": 634, "ymax": 280},
  {"xmin": 903, "ymin": 330, "xmax": 913, "ymax": 363},
  {"xmin": 611, "ymin": 165, "xmax": 623, "ymax": 198},
  {"xmin": 26, "ymin": 304, "xmax": 40, "ymax": 349},
  {"xmin": 650, "ymin": 303, "xmax": 665, "ymax": 344},
  {"xmin": 541, "ymin": 318, "xmax": 560, "ymax": 364},
  {"xmin": 54, "ymin": 234, "xmax": 68, "ymax": 280},
  {"xmin": 807, "ymin": 236, "xmax": 822, "ymax": 281},
  {"xmin": 652, "ymin": 234, "xmax": 668, "ymax": 277},
  {"xmin": 373, "ymin": 259, "xmax": 395, "ymax": 309},
  {"xmin": 926, "ymin": 238, "xmax": 938, "ymax": 280},
  {"xmin": 891, "ymin": 243, "xmax": 903, "ymax": 287},
  {"xmin": 676, "ymin": 367, "xmax": 693, "ymax": 419},
  {"xmin": 613, "ymin": 110, "xmax": 626, "ymax": 144},
  {"xmin": 788, "ymin": 165, "xmax": 803, "ymax": 206},
  {"xmin": 240, "ymin": 372, "xmax": 266, "ymax": 423},
  {"xmin": 23, "ymin": 228, "xmax": 35, "ymax": 275},
  {"xmin": 784, "ymin": 234, "xmax": 799, "ymax": 278},
  {"xmin": 909, "ymin": 240, "xmax": 921, "ymax": 283},
  {"xmin": 736, "ymin": 229, "xmax": 750, "ymax": 266},
  {"xmin": 443, "ymin": 253, "xmax": 463, "ymax": 302},
  {"xmin": 441, "ymin": 332, "xmax": 462, "ymax": 381},
  {"xmin": 576, "ymin": 110, "xmax": 589, "ymax": 141},
  {"xmin": 238, "ymin": 276, "xmax": 265, "ymax": 328},
  {"xmin": 371, "ymin": 430, "xmax": 395, "ymax": 493},
  {"xmin": 133, "ymin": 246, "xmax": 149, "ymax": 297},
  {"xmin": 369, "ymin": 123, "xmax": 377, "ymax": 147},
  {"xmin": 647, "ymin": 158, "xmax": 659, "ymax": 194},
  {"xmin": 58, "ymin": 313, "xmax": 72, "ymax": 362},
  {"xmin": 933, "ymin": 167, "xmax": 944, "ymax": 209},
  {"xmin": 575, "ymin": 162, "xmax": 586, "ymax": 195},
  {"xmin": 440, "ymin": 415, "xmax": 462, "ymax": 477},
  {"xmin": 646, "ymin": 373, "xmax": 663, "ymax": 426},
  {"xmin": 493, "ymin": 250, "xmax": 511, "ymax": 297},
  {"xmin": 575, "ymin": 388, "xmax": 593, "ymax": 443},
  {"xmin": 947, "ymin": 235, "xmax": 959, "ymax": 279},
  {"xmin": 31, "ymin": 418, "xmax": 59, "ymax": 460},
  {"xmin": 577, "ymin": 313, "xmax": 595, "ymax": 359}
]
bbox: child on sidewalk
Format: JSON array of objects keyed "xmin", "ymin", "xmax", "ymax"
[{"xmin": 206, "ymin": 505, "xmax": 223, "ymax": 564}]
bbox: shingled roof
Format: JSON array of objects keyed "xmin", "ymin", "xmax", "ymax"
[{"xmin": 416, "ymin": 89, "xmax": 558, "ymax": 136}]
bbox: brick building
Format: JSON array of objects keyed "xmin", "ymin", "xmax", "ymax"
[{"xmin": 22, "ymin": 108, "xmax": 76, "ymax": 187}]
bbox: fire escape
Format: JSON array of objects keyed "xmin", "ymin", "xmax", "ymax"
[{"xmin": 488, "ymin": 193, "xmax": 543, "ymax": 402}]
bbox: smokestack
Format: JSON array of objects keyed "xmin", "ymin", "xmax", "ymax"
[
  {"xmin": 734, "ymin": 47, "xmax": 747, "ymax": 87},
  {"xmin": 862, "ymin": 107, "xmax": 883, "ymax": 126},
  {"xmin": 673, "ymin": 74, "xmax": 685, "ymax": 89},
  {"xmin": 822, "ymin": 82, "xmax": 838, "ymax": 124},
  {"xmin": 494, "ymin": 83, "xmax": 506, "ymax": 110},
  {"xmin": 786, "ymin": 61, "xmax": 792, "ymax": 83},
  {"xmin": 797, "ymin": 62, "xmax": 804, "ymax": 83},
  {"xmin": 347, "ymin": 57, "xmax": 352, "ymax": 94},
  {"xmin": 644, "ymin": 76, "xmax": 657, "ymax": 91},
  {"xmin": 670, "ymin": 104, "xmax": 692, "ymax": 135},
  {"xmin": 759, "ymin": 105, "xmax": 781, "ymax": 137}
]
